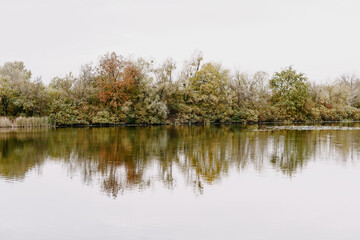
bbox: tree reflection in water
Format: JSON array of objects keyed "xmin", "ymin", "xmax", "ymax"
[{"xmin": 1, "ymin": 125, "xmax": 360, "ymax": 197}]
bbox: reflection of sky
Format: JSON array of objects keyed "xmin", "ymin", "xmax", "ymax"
[{"xmin": 0, "ymin": 159, "xmax": 359, "ymax": 240}]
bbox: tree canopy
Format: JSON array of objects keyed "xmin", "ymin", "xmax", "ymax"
[{"xmin": 269, "ymin": 66, "xmax": 310, "ymax": 116}]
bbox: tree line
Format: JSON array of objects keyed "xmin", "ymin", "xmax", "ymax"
[{"xmin": 1, "ymin": 52, "xmax": 360, "ymax": 125}]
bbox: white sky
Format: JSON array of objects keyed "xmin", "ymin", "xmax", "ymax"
[{"xmin": 1, "ymin": 0, "xmax": 359, "ymax": 84}]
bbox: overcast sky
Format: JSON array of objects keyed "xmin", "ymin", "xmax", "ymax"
[{"xmin": 1, "ymin": 0, "xmax": 359, "ymax": 83}]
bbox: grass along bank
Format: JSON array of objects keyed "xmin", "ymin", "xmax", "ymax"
[{"xmin": 0, "ymin": 117, "xmax": 53, "ymax": 128}]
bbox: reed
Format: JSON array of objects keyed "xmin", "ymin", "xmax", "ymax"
[
  {"xmin": 0, "ymin": 117, "xmax": 13, "ymax": 128},
  {"xmin": 0, "ymin": 117, "xmax": 53, "ymax": 128}
]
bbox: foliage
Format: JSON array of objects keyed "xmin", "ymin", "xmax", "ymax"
[
  {"xmin": 96, "ymin": 52, "xmax": 141, "ymax": 110},
  {"xmin": 0, "ymin": 54, "xmax": 360, "ymax": 125},
  {"xmin": 269, "ymin": 66, "xmax": 310, "ymax": 116},
  {"xmin": 187, "ymin": 62, "xmax": 230, "ymax": 122}
]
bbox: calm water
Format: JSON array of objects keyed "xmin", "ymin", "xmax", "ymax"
[{"xmin": 1, "ymin": 124, "xmax": 360, "ymax": 239}]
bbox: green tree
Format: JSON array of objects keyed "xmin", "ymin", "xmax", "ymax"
[
  {"xmin": 19, "ymin": 77, "xmax": 49, "ymax": 116},
  {"xmin": 188, "ymin": 62, "xmax": 230, "ymax": 122},
  {"xmin": 0, "ymin": 61, "xmax": 34, "ymax": 116},
  {"xmin": 269, "ymin": 66, "xmax": 310, "ymax": 116}
]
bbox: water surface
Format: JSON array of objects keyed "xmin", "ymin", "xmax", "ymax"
[{"xmin": 1, "ymin": 124, "xmax": 360, "ymax": 239}]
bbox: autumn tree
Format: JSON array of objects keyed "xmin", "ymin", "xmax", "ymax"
[
  {"xmin": 123, "ymin": 58, "xmax": 170, "ymax": 124},
  {"xmin": 96, "ymin": 52, "xmax": 141, "ymax": 110}
]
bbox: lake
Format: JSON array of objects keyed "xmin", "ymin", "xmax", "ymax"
[{"xmin": 1, "ymin": 124, "xmax": 360, "ymax": 240}]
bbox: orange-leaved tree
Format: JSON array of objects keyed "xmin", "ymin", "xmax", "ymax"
[{"xmin": 96, "ymin": 52, "xmax": 141, "ymax": 109}]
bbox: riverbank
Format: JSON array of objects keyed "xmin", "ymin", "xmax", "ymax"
[{"xmin": 1, "ymin": 116, "xmax": 359, "ymax": 128}]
